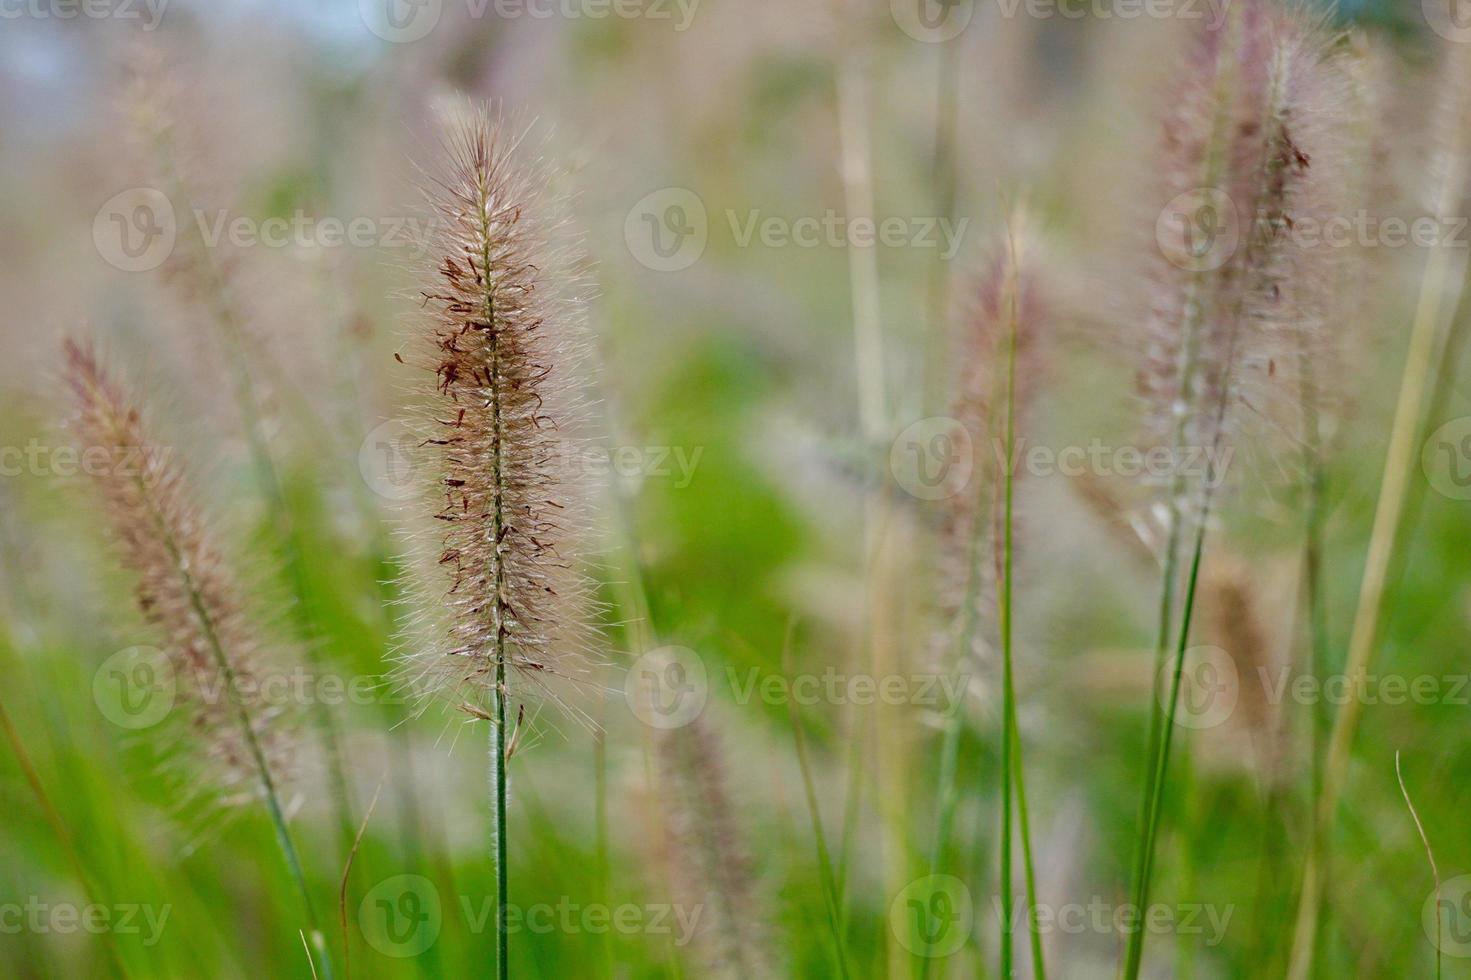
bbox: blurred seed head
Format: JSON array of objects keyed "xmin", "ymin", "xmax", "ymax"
[
  {"xmin": 1137, "ymin": 0, "xmax": 1354, "ymax": 501},
  {"xmin": 937, "ymin": 211, "xmax": 1046, "ymax": 663},
  {"xmin": 62, "ymin": 339, "xmax": 297, "ymax": 811},
  {"xmin": 651, "ymin": 712, "xmax": 772, "ymax": 978}
]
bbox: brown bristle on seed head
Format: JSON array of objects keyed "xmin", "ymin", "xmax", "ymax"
[
  {"xmin": 62, "ymin": 339, "xmax": 296, "ymax": 810},
  {"xmin": 397, "ymin": 102, "xmax": 601, "ymax": 724}
]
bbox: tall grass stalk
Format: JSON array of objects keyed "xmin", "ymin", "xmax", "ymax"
[
  {"xmin": 404, "ymin": 103, "xmax": 598, "ymax": 977},
  {"xmin": 66, "ymin": 342, "xmax": 334, "ymax": 977},
  {"xmin": 997, "ymin": 221, "xmax": 1044, "ymax": 980},
  {"xmin": 1285, "ymin": 61, "xmax": 1471, "ymax": 978},
  {"xmin": 920, "ymin": 528, "xmax": 980, "ymax": 980},
  {"xmin": 784, "ymin": 628, "xmax": 851, "ymax": 979},
  {"xmin": 925, "ymin": 33, "xmax": 961, "ymax": 416},
  {"xmin": 1125, "ymin": 6, "xmax": 1337, "ymax": 971},
  {"xmin": 338, "ymin": 779, "xmax": 384, "ymax": 980},
  {"xmin": 837, "ymin": 48, "xmax": 912, "ymax": 978},
  {"xmin": 144, "ymin": 440, "xmax": 333, "ymax": 978}
]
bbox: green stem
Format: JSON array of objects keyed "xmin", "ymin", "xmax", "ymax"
[
  {"xmin": 997, "ymin": 227, "xmax": 1043, "ymax": 980},
  {"xmin": 1298, "ymin": 332, "xmax": 1330, "ymax": 976},
  {"xmin": 0, "ymin": 694, "xmax": 130, "ymax": 978},
  {"xmin": 1123, "ymin": 287, "xmax": 1202, "ymax": 980},
  {"xmin": 1132, "ymin": 487, "xmax": 1212, "ymax": 958},
  {"xmin": 1285, "ymin": 164, "xmax": 1471, "ymax": 980},
  {"xmin": 1010, "ymin": 711, "xmax": 1044, "ymax": 980},
  {"xmin": 130, "ymin": 471, "xmax": 333, "ymax": 979},
  {"xmin": 490, "ymin": 666, "xmax": 509, "ymax": 980},
  {"xmin": 919, "ymin": 408, "xmax": 991, "ymax": 980},
  {"xmin": 478, "ymin": 173, "xmax": 511, "ymax": 980},
  {"xmin": 785, "ymin": 656, "xmax": 851, "ymax": 980}
]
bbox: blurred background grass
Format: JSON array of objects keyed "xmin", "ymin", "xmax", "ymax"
[{"xmin": 2, "ymin": 0, "xmax": 1470, "ymax": 977}]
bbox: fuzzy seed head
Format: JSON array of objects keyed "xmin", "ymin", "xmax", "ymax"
[
  {"xmin": 1138, "ymin": 0, "xmax": 1350, "ymax": 495},
  {"xmin": 652, "ymin": 714, "xmax": 772, "ymax": 978},
  {"xmin": 398, "ymin": 103, "xmax": 600, "ymax": 723},
  {"xmin": 939, "ymin": 214, "xmax": 1046, "ymax": 654},
  {"xmin": 63, "ymin": 340, "xmax": 295, "ymax": 811}
]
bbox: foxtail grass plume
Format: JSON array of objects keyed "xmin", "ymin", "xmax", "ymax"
[
  {"xmin": 1138, "ymin": 0, "xmax": 1349, "ymax": 497},
  {"xmin": 1122, "ymin": 7, "xmax": 1351, "ymax": 976},
  {"xmin": 62, "ymin": 340, "xmax": 296, "ymax": 811},
  {"xmin": 1202, "ymin": 554, "xmax": 1281, "ymax": 773},
  {"xmin": 652, "ymin": 713, "xmax": 771, "ymax": 978},
  {"xmin": 399, "ymin": 102, "xmax": 600, "ymax": 723},
  {"xmin": 941, "ymin": 213, "xmax": 1045, "ymax": 646}
]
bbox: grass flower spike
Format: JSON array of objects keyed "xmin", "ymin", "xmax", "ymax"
[
  {"xmin": 1124, "ymin": 3, "xmax": 1350, "ymax": 976},
  {"xmin": 403, "ymin": 101, "xmax": 598, "ymax": 978},
  {"xmin": 62, "ymin": 340, "xmax": 332, "ymax": 975},
  {"xmin": 404, "ymin": 103, "xmax": 598, "ymax": 715},
  {"xmin": 927, "ymin": 210, "xmax": 1048, "ymax": 980},
  {"xmin": 64, "ymin": 340, "xmax": 295, "ymax": 811}
]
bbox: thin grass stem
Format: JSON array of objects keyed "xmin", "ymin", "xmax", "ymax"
[
  {"xmin": 1285, "ymin": 190, "xmax": 1471, "ymax": 980},
  {"xmin": 0, "ymin": 694, "xmax": 130, "ymax": 978},
  {"xmin": 997, "ymin": 224, "xmax": 1044, "ymax": 980},
  {"xmin": 1396, "ymin": 753, "xmax": 1441, "ymax": 980},
  {"xmin": 784, "ymin": 633, "xmax": 851, "ymax": 980},
  {"xmin": 129, "ymin": 466, "xmax": 334, "ymax": 979}
]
